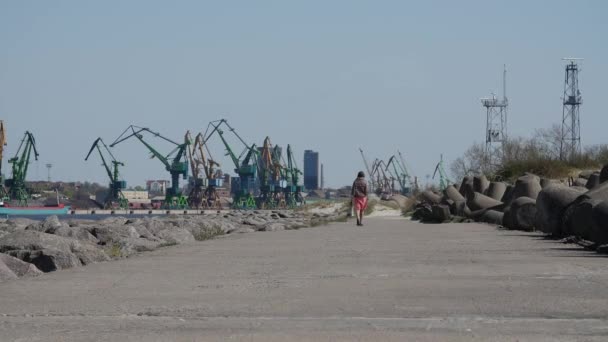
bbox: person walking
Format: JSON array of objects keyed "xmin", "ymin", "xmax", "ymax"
[{"xmin": 351, "ymin": 171, "xmax": 368, "ymax": 226}]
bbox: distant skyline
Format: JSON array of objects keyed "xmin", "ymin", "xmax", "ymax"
[{"xmin": 1, "ymin": 1, "xmax": 607, "ymax": 187}]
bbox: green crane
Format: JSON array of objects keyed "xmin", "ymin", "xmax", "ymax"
[
  {"xmin": 85, "ymin": 137, "xmax": 127, "ymax": 209},
  {"xmin": 110, "ymin": 126, "xmax": 189, "ymax": 209},
  {"xmin": 5, "ymin": 131, "xmax": 39, "ymax": 206},
  {"xmin": 204, "ymin": 119, "xmax": 257, "ymax": 209},
  {"xmin": 284, "ymin": 144, "xmax": 304, "ymax": 207},
  {"xmin": 386, "ymin": 151, "xmax": 413, "ymax": 196},
  {"xmin": 433, "ymin": 154, "xmax": 451, "ymax": 191}
]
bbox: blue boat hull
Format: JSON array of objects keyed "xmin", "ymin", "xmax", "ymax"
[{"xmin": 0, "ymin": 206, "xmax": 71, "ymax": 216}]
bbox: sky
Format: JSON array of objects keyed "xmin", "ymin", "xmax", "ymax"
[{"xmin": 1, "ymin": 0, "xmax": 607, "ymax": 188}]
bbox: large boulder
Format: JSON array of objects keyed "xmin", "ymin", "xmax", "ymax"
[
  {"xmin": 53, "ymin": 226, "xmax": 99, "ymax": 244},
  {"xmin": 388, "ymin": 194, "xmax": 415, "ymax": 212},
  {"xmin": 508, "ymin": 197, "xmax": 537, "ymax": 231},
  {"xmin": 24, "ymin": 215, "xmax": 65, "ymax": 233},
  {"xmin": 0, "ymin": 258, "xmax": 18, "ymax": 281},
  {"xmin": 535, "ymin": 184, "xmax": 586, "ymax": 236},
  {"xmin": 156, "ymin": 228, "xmax": 195, "ymax": 244},
  {"xmin": 0, "ymin": 253, "xmax": 43, "ymax": 278},
  {"xmin": 467, "ymin": 192, "xmax": 502, "ymax": 211},
  {"xmin": 0, "ymin": 230, "xmax": 108, "ymax": 272}
]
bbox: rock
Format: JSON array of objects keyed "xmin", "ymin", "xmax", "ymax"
[
  {"xmin": 473, "ymin": 174, "xmax": 490, "ymax": 194},
  {"xmin": 510, "ymin": 174, "xmax": 542, "ymax": 202},
  {"xmin": 6, "ymin": 248, "xmax": 82, "ymax": 272},
  {"xmin": 479, "ymin": 210, "xmax": 504, "ymax": 225},
  {"xmin": 467, "ymin": 192, "xmax": 503, "ymax": 211},
  {"xmin": 25, "ymin": 215, "xmax": 64, "ymax": 233},
  {"xmin": 0, "ymin": 252, "xmax": 41, "ymax": 278},
  {"xmin": 0, "ymin": 230, "xmax": 108, "ymax": 271},
  {"xmin": 157, "ymin": 228, "xmax": 195, "ymax": 244},
  {"xmin": 586, "ymin": 173, "xmax": 601, "ymax": 190},
  {"xmin": 509, "ymin": 197, "xmax": 537, "ymax": 231},
  {"xmin": 227, "ymin": 227, "xmax": 256, "ymax": 234},
  {"xmin": 535, "ymin": 184, "xmax": 586, "ymax": 236},
  {"xmin": 0, "ymin": 259, "xmax": 18, "ymax": 281},
  {"xmin": 485, "ymin": 182, "xmax": 507, "ymax": 201},
  {"xmin": 91, "ymin": 225, "xmax": 141, "ymax": 245},
  {"xmin": 561, "ymin": 182, "xmax": 608, "ymax": 238},
  {"xmin": 420, "ymin": 191, "xmax": 442, "ymax": 204},
  {"xmin": 53, "ymin": 226, "xmax": 99, "ymax": 244},
  {"xmin": 261, "ymin": 223, "xmax": 285, "ymax": 232}
]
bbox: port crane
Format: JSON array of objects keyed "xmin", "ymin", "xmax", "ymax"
[
  {"xmin": 186, "ymin": 131, "xmax": 222, "ymax": 209},
  {"xmin": 110, "ymin": 126, "xmax": 189, "ymax": 209},
  {"xmin": 432, "ymin": 154, "xmax": 451, "ymax": 191},
  {"xmin": 284, "ymin": 144, "xmax": 304, "ymax": 208},
  {"xmin": 6, "ymin": 131, "xmax": 39, "ymax": 206},
  {"xmin": 358, "ymin": 148, "xmax": 376, "ymax": 191},
  {"xmin": 204, "ymin": 119, "xmax": 257, "ymax": 209},
  {"xmin": 0, "ymin": 121, "xmax": 7, "ymax": 200},
  {"xmin": 257, "ymin": 137, "xmax": 288, "ymax": 209},
  {"xmin": 85, "ymin": 138, "xmax": 127, "ymax": 209}
]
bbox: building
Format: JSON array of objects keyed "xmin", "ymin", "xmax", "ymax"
[
  {"xmin": 146, "ymin": 180, "xmax": 170, "ymax": 196},
  {"xmin": 303, "ymin": 150, "xmax": 320, "ymax": 190}
]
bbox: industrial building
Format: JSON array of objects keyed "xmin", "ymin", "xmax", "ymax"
[{"xmin": 303, "ymin": 150, "xmax": 320, "ymax": 190}]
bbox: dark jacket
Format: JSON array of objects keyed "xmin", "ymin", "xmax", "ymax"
[{"xmin": 351, "ymin": 177, "xmax": 368, "ymax": 198}]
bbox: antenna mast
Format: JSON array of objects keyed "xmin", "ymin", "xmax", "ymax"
[
  {"xmin": 481, "ymin": 65, "xmax": 508, "ymax": 172},
  {"xmin": 560, "ymin": 58, "xmax": 583, "ymax": 161}
]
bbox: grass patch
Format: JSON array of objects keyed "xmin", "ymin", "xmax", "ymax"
[
  {"xmin": 106, "ymin": 243, "xmax": 122, "ymax": 258},
  {"xmin": 364, "ymin": 199, "xmax": 378, "ymax": 216},
  {"xmin": 158, "ymin": 241, "xmax": 178, "ymax": 248},
  {"xmin": 193, "ymin": 227, "xmax": 224, "ymax": 241}
]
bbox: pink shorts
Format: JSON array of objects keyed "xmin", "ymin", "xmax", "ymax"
[{"xmin": 354, "ymin": 197, "xmax": 368, "ymax": 211}]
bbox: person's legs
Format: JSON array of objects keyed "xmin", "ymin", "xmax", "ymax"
[{"xmin": 359, "ymin": 209, "xmax": 364, "ymax": 225}]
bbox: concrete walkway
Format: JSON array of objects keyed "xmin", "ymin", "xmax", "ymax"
[{"xmin": 1, "ymin": 217, "xmax": 608, "ymax": 341}]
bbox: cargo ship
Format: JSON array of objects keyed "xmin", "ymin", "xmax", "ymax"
[{"xmin": 0, "ymin": 202, "xmax": 71, "ymax": 216}]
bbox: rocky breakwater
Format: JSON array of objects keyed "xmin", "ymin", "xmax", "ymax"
[
  {"xmin": 0, "ymin": 209, "xmax": 346, "ymax": 282},
  {"xmin": 412, "ymin": 164, "xmax": 608, "ymax": 254}
]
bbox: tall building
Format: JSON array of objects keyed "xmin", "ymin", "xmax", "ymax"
[{"xmin": 303, "ymin": 150, "xmax": 320, "ymax": 190}]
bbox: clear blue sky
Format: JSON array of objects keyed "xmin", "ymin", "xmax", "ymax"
[{"xmin": 1, "ymin": 0, "xmax": 606, "ymax": 188}]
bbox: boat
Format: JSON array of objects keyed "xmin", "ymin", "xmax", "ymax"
[{"xmin": 0, "ymin": 202, "xmax": 71, "ymax": 216}]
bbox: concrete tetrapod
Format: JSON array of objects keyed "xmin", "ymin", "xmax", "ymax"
[
  {"xmin": 600, "ymin": 164, "xmax": 608, "ymax": 183},
  {"xmin": 444, "ymin": 185, "xmax": 467, "ymax": 216},
  {"xmin": 479, "ymin": 210, "xmax": 504, "ymax": 225},
  {"xmin": 586, "ymin": 173, "xmax": 601, "ymax": 190},
  {"xmin": 459, "ymin": 176, "xmax": 474, "ymax": 198},
  {"xmin": 420, "ymin": 190, "xmax": 442, "ymax": 205},
  {"xmin": 486, "ymin": 182, "xmax": 507, "ymax": 201},
  {"xmin": 562, "ymin": 182, "xmax": 608, "ymax": 238},
  {"xmin": 473, "ymin": 174, "xmax": 490, "ymax": 194},
  {"xmin": 431, "ymin": 205, "xmax": 452, "ymax": 223},
  {"xmin": 590, "ymin": 201, "xmax": 608, "ymax": 245},
  {"xmin": 508, "ymin": 197, "xmax": 537, "ymax": 231},
  {"xmin": 535, "ymin": 184, "xmax": 587, "ymax": 236},
  {"xmin": 510, "ymin": 174, "xmax": 542, "ymax": 203},
  {"xmin": 467, "ymin": 192, "xmax": 503, "ymax": 212}
]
